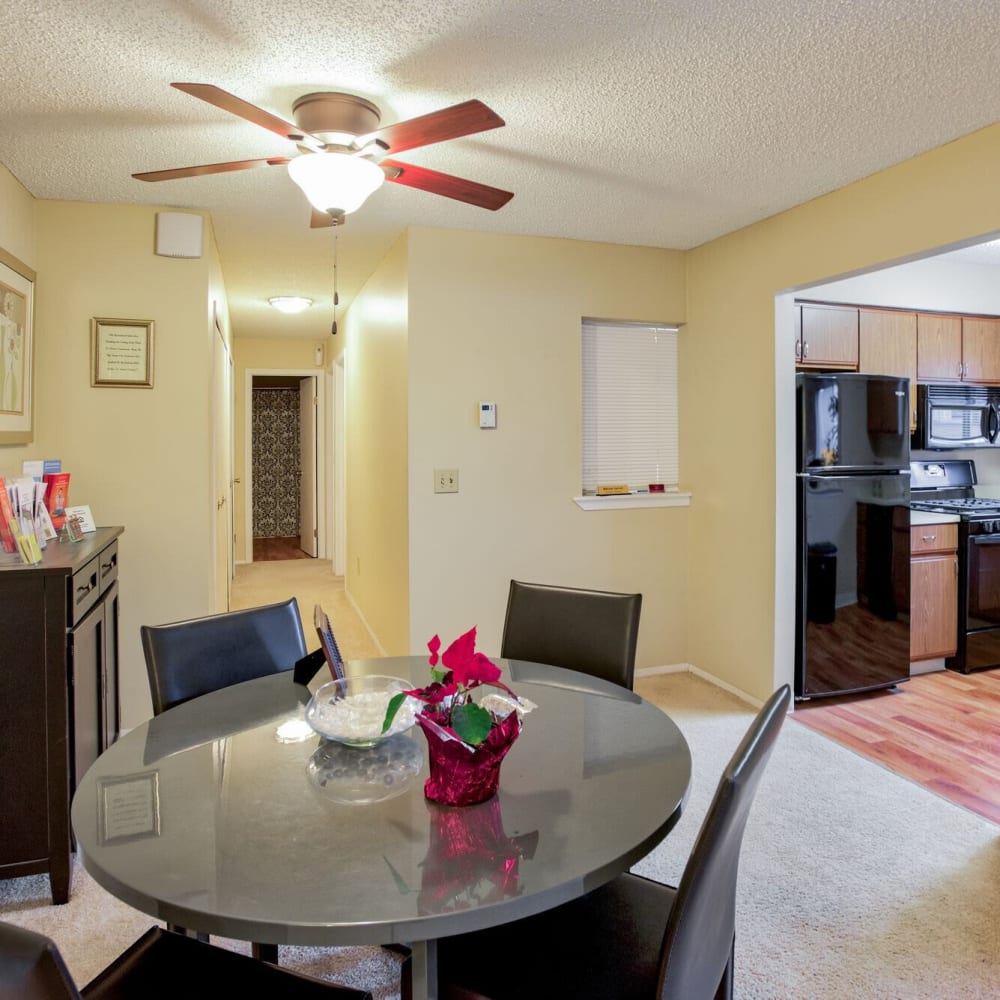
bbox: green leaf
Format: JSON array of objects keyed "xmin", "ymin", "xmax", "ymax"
[
  {"xmin": 451, "ymin": 702, "xmax": 493, "ymax": 746},
  {"xmin": 381, "ymin": 692, "xmax": 406, "ymax": 734}
]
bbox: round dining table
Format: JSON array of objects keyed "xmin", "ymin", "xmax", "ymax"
[{"xmin": 71, "ymin": 656, "xmax": 692, "ymax": 1000}]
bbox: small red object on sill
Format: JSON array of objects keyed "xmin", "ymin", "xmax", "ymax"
[{"xmin": 648, "ymin": 483, "xmax": 665, "ymax": 493}]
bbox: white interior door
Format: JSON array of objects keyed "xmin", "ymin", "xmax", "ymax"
[
  {"xmin": 212, "ymin": 327, "xmax": 233, "ymax": 609},
  {"xmin": 299, "ymin": 375, "xmax": 318, "ymax": 556}
]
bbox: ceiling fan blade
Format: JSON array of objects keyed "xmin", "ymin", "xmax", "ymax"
[
  {"xmin": 171, "ymin": 83, "xmax": 325, "ymax": 150},
  {"xmin": 370, "ymin": 100, "xmax": 504, "ymax": 155},
  {"xmin": 381, "ymin": 158, "xmax": 513, "ymax": 211},
  {"xmin": 132, "ymin": 157, "xmax": 290, "ymax": 182}
]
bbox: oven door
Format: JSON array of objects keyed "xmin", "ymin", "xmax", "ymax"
[{"xmin": 966, "ymin": 532, "xmax": 1000, "ymax": 629}]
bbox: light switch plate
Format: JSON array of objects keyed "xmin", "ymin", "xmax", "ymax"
[{"xmin": 434, "ymin": 468, "xmax": 459, "ymax": 493}]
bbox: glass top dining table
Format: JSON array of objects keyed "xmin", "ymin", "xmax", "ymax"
[{"xmin": 71, "ymin": 656, "xmax": 692, "ymax": 1000}]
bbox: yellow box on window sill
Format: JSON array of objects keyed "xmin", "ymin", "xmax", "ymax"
[{"xmin": 596, "ymin": 484, "xmax": 630, "ymax": 496}]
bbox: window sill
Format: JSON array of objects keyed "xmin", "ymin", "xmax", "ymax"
[{"xmin": 573, "ymin": 492, "xmax": 692, "ymax": 511}]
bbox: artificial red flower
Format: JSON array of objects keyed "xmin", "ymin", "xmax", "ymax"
[{"xmin": 428, "ymin": 634, "xmax": 442, "ymax": 667}]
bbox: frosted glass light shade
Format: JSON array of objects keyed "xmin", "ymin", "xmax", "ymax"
[
  {"xmin": 287, "ymin": 153, "xmax": 385, "ymax": 215},
  {"xmin": 269, "ymin": 296, "xmax": 313, "ymax": 314}
]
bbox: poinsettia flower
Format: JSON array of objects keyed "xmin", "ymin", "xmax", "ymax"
[
  {"xmin": 414, "ymin": 680, "xmax": 458, "ymax": 705},
  {"xmin": 441, "ymin": 626, "xmax": 477, "ymax": 672},
  {"xmin": 427, "ymin": 634, "xmax": 442, "ymax": 667}
]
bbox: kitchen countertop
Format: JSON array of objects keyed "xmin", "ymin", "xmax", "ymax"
[{"xmin": 910, "ymin": 509, "xmax": 960, "ymax": 526}]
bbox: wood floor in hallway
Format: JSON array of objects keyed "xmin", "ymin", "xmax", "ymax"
[{"xmin": 230, "ymin": 560, "xmax": 381, "ymax": 661}]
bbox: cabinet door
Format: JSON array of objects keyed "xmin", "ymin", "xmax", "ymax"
[
  {"xmin": 102, "ymin": 581, "xmax": 120, "ymax": 747},
  {"xmin": 859, "ymin": 309, "xmax": 917, "ymax": 430},
  {"xmin": 799, "ymin": 304, "xmax": 858, "ymax": 368},
  {"xmin": 910, "ymin": 553, "xmax": 958, "ymax": 660},
  {"xmin": 68, "ymin": 598, "xmax": 105, "ymax": 792},
  {"xmin": 916, "ymin": 313, "xmax": 962, "ymax": 381},
  {"xmin": 961, "ymin": 317, "xmax": 1000, "ymax": 384}
]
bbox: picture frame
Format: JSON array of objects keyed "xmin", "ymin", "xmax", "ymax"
[
  {"xmin": 98, "ymin": 771, "xmax": 161, "ymax": 844},
  {"xmin": 0, "ymin": 247, "xmax": 36, "ymax": 444},
  {"xmin": 91, "ymin": 317, "xmax": 154, "ymax": 388}
]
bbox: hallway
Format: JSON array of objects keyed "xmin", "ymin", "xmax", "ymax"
[{"xmin": 230, "ymin": 559, "xmax": 381, "ymax": 660}]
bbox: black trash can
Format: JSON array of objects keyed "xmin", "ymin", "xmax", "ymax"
[{"xmin": 807, "ymin": 542, "xmax": 837, "ymax": 624}]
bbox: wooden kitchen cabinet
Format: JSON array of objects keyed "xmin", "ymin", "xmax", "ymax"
[
  {"xmin": 917, "ymin": 313, "xmax": 1000, "ymax": 384},
  {"xmin": 860, "ymin": 308, "xmax": 917, "ymax": 430},
  {"xmin": 0, "ymin": 527, "xmax": 123, "ymax": 903},
  {"xmin": 796, "ymin": 303, "xmax": 859, "ymax": 368},
  {"xmin": 910, "ymin": 522, "xmax": 958, "ymax": 661}
]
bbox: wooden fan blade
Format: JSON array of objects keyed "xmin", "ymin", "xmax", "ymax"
[
  {"xmin": 132, "ymin": 157, "xmax": 290, "ymax": 182},
  {"xmin": 172, "ymin": 83, "xmax": 324, "ymax": 149},
  {"xmin": 370, "ymin": 100, "xmax": 504, "ymax": 155},
  {"xmin": 381, "ymin": 158, "xmax": 513, "ymax": 210}
]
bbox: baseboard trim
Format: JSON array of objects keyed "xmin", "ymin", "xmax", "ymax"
[
  {"xmin": 343, "ymin": 590, "xmax": 387, "ymax": 657},
  {"xmin": 635, "ymin": 662, "xmax": 762, "ymax": 708}
]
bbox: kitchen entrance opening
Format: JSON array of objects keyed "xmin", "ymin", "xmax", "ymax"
[{"xmin": 246, "ymin": 372, "xmax": 323, "ymax": 562}]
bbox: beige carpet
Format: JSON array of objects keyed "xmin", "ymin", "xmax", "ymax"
[
  {"xmin": 2, "ymin": 632, "xmax": 998, "ymax": 995},
  {"xmin": 229, "ymin": 559, "xmax": 382, "ymax": 660}
]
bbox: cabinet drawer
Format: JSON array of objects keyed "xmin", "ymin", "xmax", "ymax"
[
  {"xmin": 911, "ymin": 523, "xmax": 957, "ymax": 554},
  {"xmin": 69, "ymin": 557, "xmax": 101, "ymax": 626},
  {"xmin": 98, "ymin": 540, "xmax": 118, "ymax": 593}
]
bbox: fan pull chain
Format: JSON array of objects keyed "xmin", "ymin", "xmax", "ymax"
[{"xmin": 332, "ymin": 229, "xmax": 340, "ymax": 335}]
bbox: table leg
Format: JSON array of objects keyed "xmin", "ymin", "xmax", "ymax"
[{"xmin": 409, "ymin": 939, "xmax": 438, "ymax": 1000}]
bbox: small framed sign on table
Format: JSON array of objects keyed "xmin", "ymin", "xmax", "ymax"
[
  {"xmin": 98, "ymin": 771, "xmax": 161, "ymax": 844},
  {"xmin": 91, "ymin": 317, "xmax": 154, "ymax": 388}
]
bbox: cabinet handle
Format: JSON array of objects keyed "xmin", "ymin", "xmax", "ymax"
[
  {"xmin": 921, "ymin": 534, "xmax": 937, "ymax": 542},
  {"xmin": 76, "ymin": 574, "xmax": 97, "ymax": 602},
  {"xmin": 794, "ymin": 340, "xmax": 801, "ymax": 360},
  {"xmin": 803, "ymin": 341, "xmax": 809, "ymax": 359},
  {"xmin": 101, "ymin": 554, "xmax": 116, "ymax": 574},
  {"xmin": 958, "ymin": 362, "xmax": 963, "ymax": 378}
]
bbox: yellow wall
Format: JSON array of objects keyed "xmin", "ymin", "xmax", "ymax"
[
  {"xmin": 231, "ymin": 336, "xmax": 328, "ymax": 563},
  {"xmin": 404, "ymin": 228, "xmax": 688, "ymax": 663},
  {"xmin": 344, "ymin": 233, "xmax": 410, "ymax": 653},
  {"xmin": 13, "ymin": 200, "xmax": 219, "ymax": 727},
  {"xmin": 684, "ymin": 121, "xmax": 1000, "ymax": 701}
]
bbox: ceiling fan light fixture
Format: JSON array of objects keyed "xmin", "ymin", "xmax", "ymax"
[
  {"xmin": 287, "ymin": 152, "xmax": 385, "ymax": 216},
  {"xmin": 268, "ymin": 296, "xmax": 314, "ymax": 314}
]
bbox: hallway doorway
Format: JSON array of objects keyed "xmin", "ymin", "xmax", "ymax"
[{"xmin": 245, "ymin": 371, "xmax": 325, "ymax": 562}]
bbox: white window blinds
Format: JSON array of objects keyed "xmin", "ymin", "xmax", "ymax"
[{"xmin": 582, "ymin": 320, "xmax": 679, "ymax": 495}]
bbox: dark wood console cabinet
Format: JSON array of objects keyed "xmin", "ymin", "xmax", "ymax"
[{"xmin": 0, "ymin": 526, "xmax": 122, "ymax": 903}]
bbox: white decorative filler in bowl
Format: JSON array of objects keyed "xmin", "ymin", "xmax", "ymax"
[{"xmin": 305, "ymin": 675, "xmax": 417, "ymax": 748}]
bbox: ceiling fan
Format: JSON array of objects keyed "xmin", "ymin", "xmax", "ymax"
[{"xmin": 133, "ymin": 83, "xmax": 514, "ymax": 226}]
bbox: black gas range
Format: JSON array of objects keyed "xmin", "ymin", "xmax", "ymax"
[{"xmin": 910, "ymin": 460, "xmax": 1000, "ymax": 672}]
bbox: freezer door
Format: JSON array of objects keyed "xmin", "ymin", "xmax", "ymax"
[
  {"xmin": 797, "ymin": 373, "xmax": 910, "ymax": 473},
  {"xmin": 795, "ymin": 474, "xmax": 911, "ymax": 699}
]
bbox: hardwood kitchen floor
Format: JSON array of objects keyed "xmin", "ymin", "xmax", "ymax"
[{"xmin": 792, "ymin": 668, "xmax": 1000, "ymax": 825}]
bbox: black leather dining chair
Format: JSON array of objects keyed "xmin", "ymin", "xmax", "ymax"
[
  {"xmin": 140, "ymin": 597, "xmax": 308, "ymax": 715},
  {"xmin": 0, "ymin": 922, "xmax": 373, "ymax": 999},
  {"xmin": 436, "ymin": 683, "xmax": 792, "ymax": 1000},
  {"xmin": 500, "ymin": 580, "xmax": 642, "ymax": 689},
  {"xmin": 139, "ymin": 597, "xmax": 309, "ymax": 963}
]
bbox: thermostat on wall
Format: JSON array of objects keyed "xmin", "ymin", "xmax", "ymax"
[{"xmin": 479, "ymin": 401, "xmax": 497, "ymax": 429}]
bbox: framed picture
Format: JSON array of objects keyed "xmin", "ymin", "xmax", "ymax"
[
  {"xmin": 98, "ymin": 771, "xmax": 161, "ymax": 844},
  {"xmin": 91, "ymin": 317, "xmax": 154, "ymax": 388},
  {"xmin": 0, "ymin": 247, "xmax": 36, "ymax": 444}
]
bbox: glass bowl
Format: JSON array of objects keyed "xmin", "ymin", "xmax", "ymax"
[{"xmin": 305, "ymin": 674, "xmax": 417, "ymax": 748}]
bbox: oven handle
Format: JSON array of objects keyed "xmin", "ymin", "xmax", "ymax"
[{"xmin": 972, "ymin": 535, "xmax": 1000, "ymax": 545}]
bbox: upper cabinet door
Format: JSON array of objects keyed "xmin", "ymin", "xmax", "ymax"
[
  {"xmin": 961, "ymin": 317, "xmax": 1000, "ymax": 384},
  {"xmin": 859, "ymin": 309, "xmax": 917, "ymax": 430},
  {"xmin": 916, "ymin": 313, "xmax": 962, "ymax": 381},
  {"xmin": 799, "ymin": 303, "xmax": 858, "ymax": 368}
]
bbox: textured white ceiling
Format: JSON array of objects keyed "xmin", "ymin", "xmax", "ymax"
[{"xmin": 1, "ymin": 0, "xmax": 999, "ymax": 338}]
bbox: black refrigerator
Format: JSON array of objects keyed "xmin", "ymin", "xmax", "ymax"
[{"xmin": 795, "ymin": 373, "xmax": 911, "ymax": 700}]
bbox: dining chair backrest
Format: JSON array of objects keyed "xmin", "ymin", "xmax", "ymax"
[
  {"xmin": 0, "ymin": 921, "xmax": 78, "ymax": 999},
  {"xmin": 500, "ymin": 580, "xmax": 642, "ymax": 689},
  {"xmin": 657, "ymin": 683, "xmax": 791, "ymax": 999},
  {"xmin": 141, "ymin": 597, "xmax": 308, "ymax": 715},
  {"xmin": 0, "ymin": 921, "xmax": 374, "ymax": 999}
]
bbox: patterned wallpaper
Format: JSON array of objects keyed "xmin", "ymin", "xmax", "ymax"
[{"xmin": 252, "ymin": 387, "xmax": 300, "ymax": 538}]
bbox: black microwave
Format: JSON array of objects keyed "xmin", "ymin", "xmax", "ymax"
[{"xmin": 914, "ymin": 383, "xmax": 1000, "ymax": 449}]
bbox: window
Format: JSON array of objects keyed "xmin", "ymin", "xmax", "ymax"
[{"xmin": 580, "ymin": 319, "xmax": 684, "ymax": 507}]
